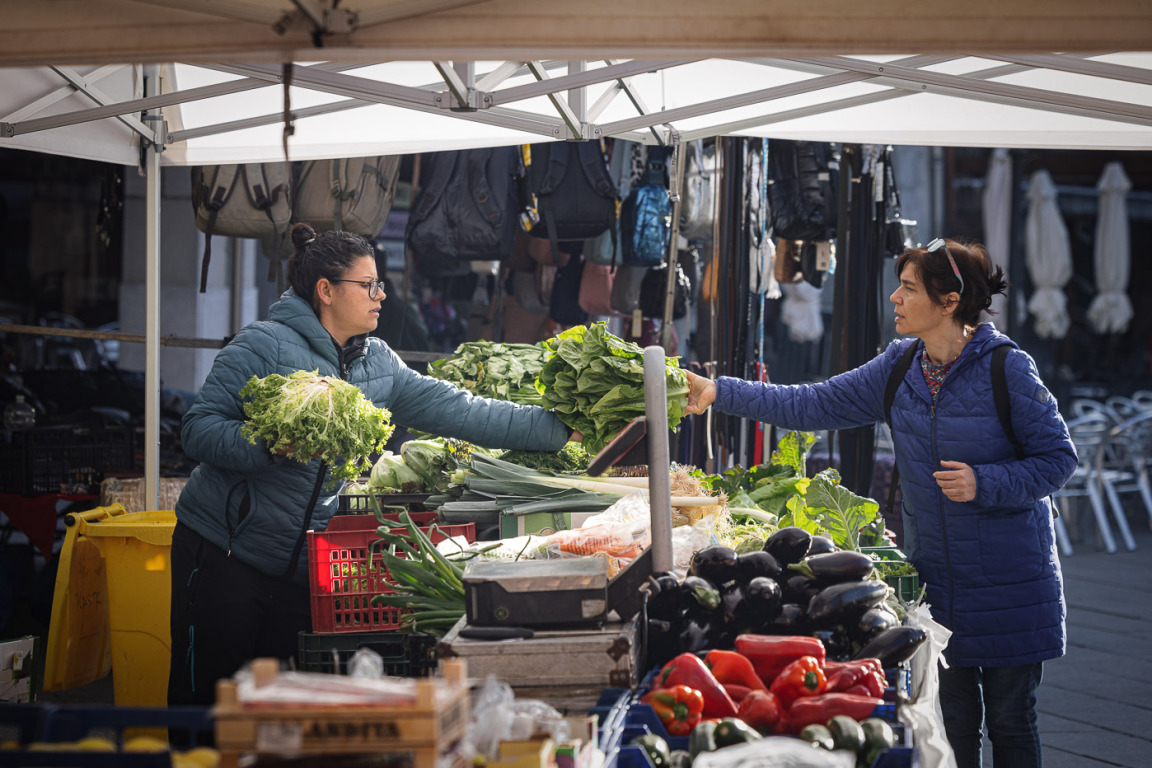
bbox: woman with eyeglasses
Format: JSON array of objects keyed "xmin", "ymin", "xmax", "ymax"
[
  {"xmin": 168, "ymin": 223, "xmax": 577, "ymax": 706},
  {"xmin": 683, "ymin": 238, "xmax": 1075, "ymax": 768}
]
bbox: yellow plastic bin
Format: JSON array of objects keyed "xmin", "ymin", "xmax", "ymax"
[{"xmin": 44, "ymin": 504, "xmax": 175, "ymax": 708}]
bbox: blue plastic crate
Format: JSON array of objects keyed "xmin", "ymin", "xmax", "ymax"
[{"xmin": 0, "ymin": 704, "xmax": 213, "ymax": 767}]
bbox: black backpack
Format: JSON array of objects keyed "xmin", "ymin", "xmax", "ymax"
[
  {"xmin": 767, "ymin": 139, "xmax": 839, "ymax": 242},
  {"xmin": 407, "ymin": 147, "xmax": 520, "ymax": 276},
  {"xmin": 883, "ymin": 343, "xmax": 1023, "ymax": 517},
  {"xmin": 523, "ymin": 141, "xmax": 618, "ymax": 263}
]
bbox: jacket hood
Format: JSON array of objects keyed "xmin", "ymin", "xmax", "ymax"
[{"xmin": 266, "ymin": 288, "xmax": 340, "ymax": 369}]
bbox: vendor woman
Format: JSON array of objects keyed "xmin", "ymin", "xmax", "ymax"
[{"xmin": 169, "ymin": 223, "xmax": 574, "ymax": 706}]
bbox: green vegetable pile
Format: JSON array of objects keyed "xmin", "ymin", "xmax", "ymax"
[
  {"xmin": 499, "ymin": 442, "xmax": 590, "ymax": 474},
  {"xmin": 539, "ymin": 322, "xmax": 689, "ymax": 454},
  {"xmin": 706, "ymin": 431, "xmax": 882, "ymax": 551},
  {"xmin": 428, "ymin": 340, "xmax": 549, "ymax": 407},
  {"xmin": 239, "ymin": 369, "xmax": 394, "ymax": 484}
]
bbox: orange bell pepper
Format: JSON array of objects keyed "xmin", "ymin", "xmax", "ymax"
[{"xmin": 641, "ymin": 685, "xmax": 705, "ymax": 737}]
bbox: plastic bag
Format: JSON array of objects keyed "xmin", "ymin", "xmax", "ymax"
[
  {"xmin": 900, "ymin": 603, "xmax": 957, "ymax": 768},
  {"xmin": 470, "ymin": 675, "xmax": 516, "ymax": 761},
  {"xmin": 347, "ymin": 647, "xmax": 385, "ymax": 679},
  {"xmin": 693, "ymin": 736, "xmax": 854, "ymax": 768}
]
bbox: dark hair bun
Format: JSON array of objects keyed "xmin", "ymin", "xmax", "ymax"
[{"xmin": 290, "ymin": 222, "xmax": 317, "ymax": 252}]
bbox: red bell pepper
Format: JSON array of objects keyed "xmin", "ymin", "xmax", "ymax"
[
  {"xmin": 640, "ymin": 685, "xmax": 705, "ymax": 737},
  {"xmin": 733, "ymin": 634, "xmax": 826, "ymax": 687},
  {"xmin": 789, "ymin": 693, "xmax": 884, "ymax": 733},
  {"xmin": 703, "ymin": 650, "xmax": 767, "ymax": 692},
  {"xmin": 657, "ymin": 653, "xmax": 738, "ymax": 719},
  {"xmin": 735, "ymin": 690, "xmax": 786, "ymax": 735},
  {"xmin": 768, "ymin": 656, "xmax": 827, "ymax": 708},
  {"xmin": 823, "ymin": 659, "xmax": 886, "ymax": 698},
  {"xmin": 722, "ymin": 683, "xmax": 753, "ymax": 704}
]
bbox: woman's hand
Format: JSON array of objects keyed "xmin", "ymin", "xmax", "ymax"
[
  {"xmin": 684, "ymin": 370, "xmax": 717, "ymax": 415},
  {"xmin": 934, "ymin": 460, "xmax": 976, "ymax": 502}
]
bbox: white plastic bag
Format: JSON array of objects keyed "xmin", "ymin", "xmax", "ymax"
[{"xmin": 900, "ymin": 603, "xmax": 957, "ymax": 768}]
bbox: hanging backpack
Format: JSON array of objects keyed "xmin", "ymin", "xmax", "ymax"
[
  {"xmin": 620, "ymin": 146, "xmax": 673, "ymax": 267},
  {"xmin": 767, "ymin": 139, "xmax": 840, "ymax": 242},
  {"xmin": 582, "ymin": 139, "xmax": 634, "ymax": 267},
  {"xmin": 191, "ymin": 163, "xmax": 292, "ymax": 292},
  {"xmin": 523, "ymin": 141, "xmax": 618, "ymax": 263},
  {"xmin": 293, "ymin": 156, "xmax": 401, "ymax": 237},
  {"xmin": 407, "ymin": 147, "xmax": 521, "ymax": 277},
  {"xmin": 680, "ymin": 139, "xmax": 717, "ymax": 243}
]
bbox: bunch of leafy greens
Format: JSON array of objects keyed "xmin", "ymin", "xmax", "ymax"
[
  {"xmin": 499, "ymin": 443, "xmax": 590, "ymax": 474},
  {"xmin": 240, "ymin": 370, "xmax": 394, "ymax": 484},
  {"xmin": 365, "ymin": 437, "xmax": 491, "ymax": 494},
  {"xmin": 428, "ymin": 341, "xmax": 549, "ymax": 407},
  {"xmin": 704, "ymin": 430, "xmax": 881, "ymax": 551},
  {"xmin": 538, "ymin": 323, "xmax": 689, "ymax": 454}
]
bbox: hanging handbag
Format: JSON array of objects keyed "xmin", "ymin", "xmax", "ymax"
[{"xmin": 639, "ymin": 262, "xmax": 691, "ymax": 320}]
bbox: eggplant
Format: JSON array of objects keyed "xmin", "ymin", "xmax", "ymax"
[
  {"xmin": 783, "ymin": 574, "xmax": 822, "ymax": 605},
  {"xmin": 690, "ymin": 545, "xmax": 740, "ymax": 586},
  {"xmin": 789, "ymin": 551, "xmax": 875, "ymax": 584},
  {"xmin": 737, "ymin": 550, "xmax": 782, "ymax": 582},
  {"xmin": 853, "ymin": 626, "xmax": 928, "ymax": 666},
  {"xmin": 681, "ymin": 576, "xmax": 721, "ymax": 616},
  {"xmin": 645, "ymin": 572, "xmax": 684, "ymax": 621},
  {"xmin": 811, "ymin": 628, "xmax": 852, "ymax": 662},
  {"xmin": 767, "ymin": 603, "xmax": 808, "ymax": 634},
  {"xmin": 807, "ymin": 535, "xmax": 838, "ymax": 555},
  {"xmin": 849, "ymin": 605, "xmax": 900, "ymax": 645},
  {"xmin": 763, "ymin": 526, "xmax": 812, "ymax": 565},
  {"xmin": 678, "ymin": 616, "xmax": 714, "ymax": 653},
  {"xmin": 720, "ymin": 582, "xmax": 745, "ymax": 625},
  {"xmin": 805, "ymin": 580, "xmax": 889, "ymax": 626},
  {"xmin": 742, "ymin": 576, "xmax": 783, "ymax": 629}
]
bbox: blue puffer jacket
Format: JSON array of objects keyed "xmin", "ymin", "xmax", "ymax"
[
  {"xmin": 176, "ymin": 289, "xmax": 570, "ymax": 581},
  {"xmin": 715, "ymin": 323, "xmax": 1076, "ymax": 667}
]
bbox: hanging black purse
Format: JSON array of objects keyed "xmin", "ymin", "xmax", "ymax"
[{"xmin": 639, "ymin": 262, "xmax": 691, "ymax": 320}]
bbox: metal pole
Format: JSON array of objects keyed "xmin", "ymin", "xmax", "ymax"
[
  {"xmin": 644, "ymin": 346, "xmax": 673, "ymax": 573},
  {"xmin": 144, "ymin": 65, "xmax": 162, "ymax": 511},
  {"xmin": 660, "ymin": 131, "xmax": 684, "ymax": 351}
]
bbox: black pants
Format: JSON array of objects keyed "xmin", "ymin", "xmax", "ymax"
[{"xmin": 167, "ymin": 521, "xmax": 311, "ymax": 706}]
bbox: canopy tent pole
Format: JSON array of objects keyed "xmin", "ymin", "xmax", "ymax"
[{"xmin": 144, "ymin": 64, "xmax": 162, "ymax": 511}]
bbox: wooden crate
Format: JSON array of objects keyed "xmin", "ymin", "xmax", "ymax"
[
  {"xmin": 437, "ymin": 617, "xmax": 640, "ymax": 693},
  {"xmin": 213, "ymin": 658, "xmax": 469, "ymax": 768}
]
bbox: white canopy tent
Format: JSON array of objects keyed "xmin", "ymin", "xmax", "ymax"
[{"xmin": 3, "ymin": 1, "xmax": 1152, "ymax": 507}]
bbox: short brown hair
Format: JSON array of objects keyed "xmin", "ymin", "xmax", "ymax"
[{"xmin": 895, "ymin": 239, "xmax": 1008, "ymax": 327}]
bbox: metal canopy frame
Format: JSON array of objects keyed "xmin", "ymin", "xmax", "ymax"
[
  {"xmin": 5, "ymin": 53, "xmax": 1152, "ymax": 150},
  {"xmin": 2, "ymin": 51, "xmax": 1151, "ymax": 509}
]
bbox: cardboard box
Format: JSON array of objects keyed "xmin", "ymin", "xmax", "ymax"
[
  {"xmin": 498, "ymin": 511, "xmax": 598, "ymax": 538},
  {"xmin": 0, "ymin": 635, "xmax": 36, "ymax": 703}
]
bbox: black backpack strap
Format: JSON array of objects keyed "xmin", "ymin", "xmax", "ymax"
[
  {"xmin": 411, "ymin": 150, "xmax": 459, "ymax": 222},
  {"xmin": 884, "ymin": 341, "xmax": 920, "ymax": 429},
  {"xmin": 577, "ymin": 140, "xmax": 618, "ymax": 198},
  {"xmin": 992, "ymin": 345, "xmax": 1025, "ymax": 460},
  {"xmin": 883, "ymin": 341, "xmax": 919, "ymax": 519}
]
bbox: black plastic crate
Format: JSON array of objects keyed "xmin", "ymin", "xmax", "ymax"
[
  {"xmin": 337, "ymin": 492, "xmax": 433, "ymax": 515},
  {"xmin": 0, "ymin": 426, "xmax": 136, "ymax": 494},
  {"xmin": 297, "ymin": 631, "xmax": 438, "ymax": 677}
]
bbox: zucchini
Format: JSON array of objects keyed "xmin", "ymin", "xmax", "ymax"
[
  {"xmin": 688, "ymin": 720, "xmax": 717, "ymax": 760},
  {"xmin": 798, "ymin": 723, "xmax": 835, "ymax": 751},
  {"xmin": 712, "ymin": 718, "xmax": 763, "ymax": 748},
  {"xmin": 630, "ymin": 734, "xmax": 671, "ymax": 768},
  {"xmin": 860, "ymin": 718, "xmax": 897, "ymax": 766},
  {"xmin": 827, "ymin": 715, "xmax": 865, "ymax": 754}
]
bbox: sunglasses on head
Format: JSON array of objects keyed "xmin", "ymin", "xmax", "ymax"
[{"xmin": 927, "ymin": 238, "xmax": 964, "ymax": 295}]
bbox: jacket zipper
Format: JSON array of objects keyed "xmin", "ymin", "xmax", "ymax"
[{"xmin": 930, "ymin": 395, "xmax": 956, "ymax": 635}]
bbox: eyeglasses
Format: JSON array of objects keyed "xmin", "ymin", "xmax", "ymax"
[
  {"xmin": 927, "ymin": 238, "xmax": 964, "ymax": 295},
  {"xmin": 331, "ymin": 278, "xmax": 385, "ymax": 300}
]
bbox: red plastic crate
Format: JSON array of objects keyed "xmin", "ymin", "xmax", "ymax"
[{"xmin": 308, "ymin": 514, "xmax": 475, "ymax": 633}]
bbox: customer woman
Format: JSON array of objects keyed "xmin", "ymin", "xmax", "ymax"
[
  {"xmin": 169, "ymin": 223, "xmax": 574, "ymax": 706},
  {"xmin": 684, "ymin": 238, "xmax": 1075, "ymax": 768}
]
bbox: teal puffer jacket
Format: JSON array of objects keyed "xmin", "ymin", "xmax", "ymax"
[
  {"xmin": 175, "ymin": 289, "xmax": 570, "ymax": 581},
  {"xmin": 713, "ymin": 323, "xmax": 1076, "ymax": 667}
]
